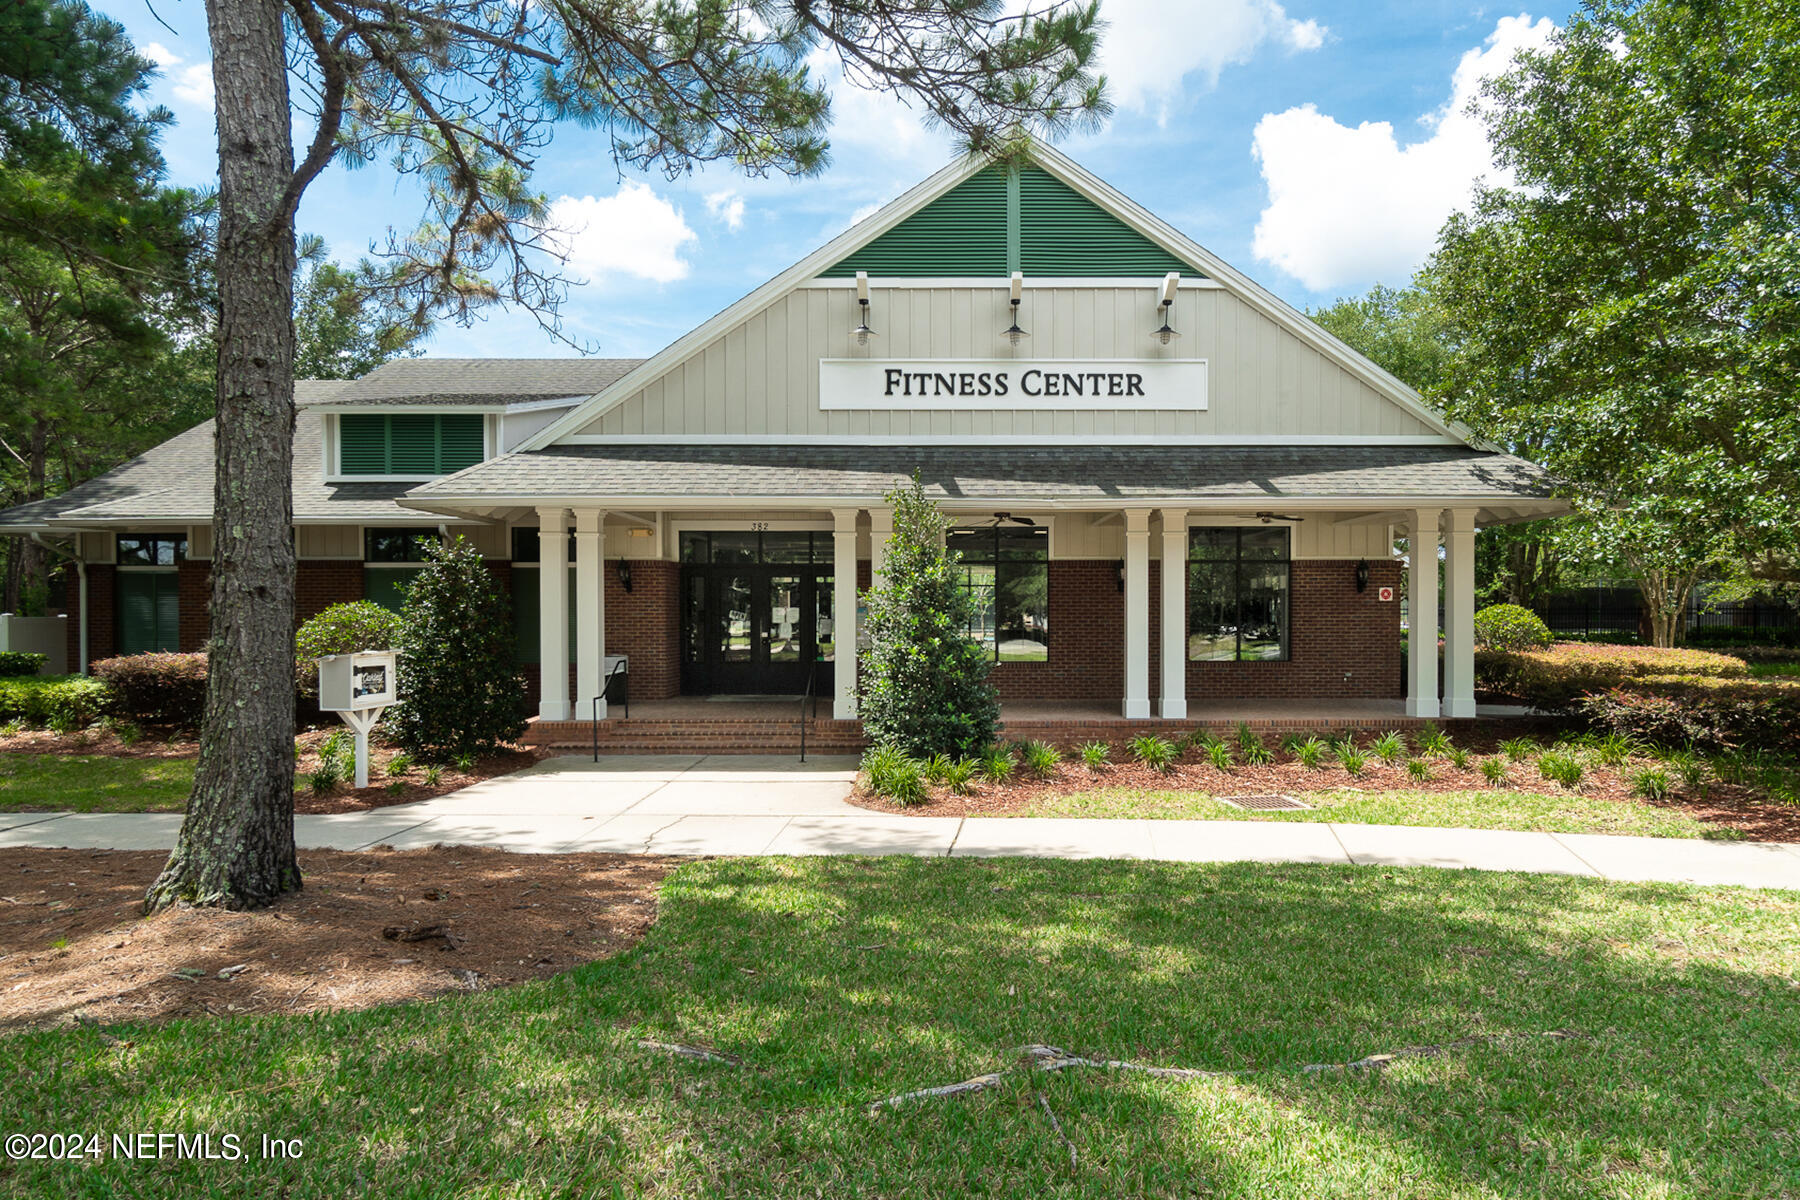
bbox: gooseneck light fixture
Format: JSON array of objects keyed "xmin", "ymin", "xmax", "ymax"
[
  {"xmin": 852, "ymin": 270, "xmax": 875, "ymax": 345},
  {"xmin": 1004, "ymin": 270, "xmax": 1029, "ymax": 345},
  {"xmin": 1151, "ymin": 271, "xmax": 1181, "ymax": 344}
]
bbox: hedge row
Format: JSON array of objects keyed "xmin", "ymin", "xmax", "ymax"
[
  {"xmin": 1475, "ymin": 643, "xmax": 1748, "ymax": 711},
  {"xmin": 0, "ymin": 651, "xmax": 46, "ymax": 677},
  {"xmin": 1580, "ymin": 675, "xmax": 1800, "ymax": 750},
  {"xmin": 0, "ymin": 676, "xmax": 113, "ymax": 728},
  {"xmin": 1682, "ymin": 626, "xmax": 1800, "ymax": 649},
  {"xmin": 90, "ymin": 653, "xmax": 209, "ymax": 727}
]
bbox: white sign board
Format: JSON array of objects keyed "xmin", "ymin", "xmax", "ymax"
[{"xmin": 820, "ymin": 359, "xmax": 1208, "ymax": 411}]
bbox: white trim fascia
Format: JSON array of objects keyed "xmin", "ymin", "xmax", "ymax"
[
  {"xmin": 502, "ymin": 396, "xmax": 585, "ymax": 414},
  {"xmin": 399, "ymin": 493, "xmax": 1570, "ymax": 516},
  {"xmin": 796, "ymin": 276, "xmax": 1223, "ymax": 290},
  {"xmin": 669, "ymin": 517, "xmax": 833, "ymax": 533},
  {"xmin": 555, "ymin": 433, "xmax": 1463, "ymax": 447},
  {"xmin": 315, "ymin": 403, "xmax": 514, "ymax": 414},
  {"xmin": 517, "ymin": 154, "xmax": 1000, "ymax": 452},
  {"xmin": 324, "ymin": 474, "xmax": 457, "ymax": 484}
]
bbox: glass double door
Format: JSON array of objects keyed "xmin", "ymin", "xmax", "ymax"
[{"xmin": 682, "ymin": 566, "xmax": 834, "ymax": 695}]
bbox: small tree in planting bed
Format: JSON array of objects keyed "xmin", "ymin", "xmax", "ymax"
[
  {"xmin": 860, "ymin": 477, "xmax": 1000, "ymax": 758},
  {"xmin": 294, "ymin": 601, "xmax": 402, "ymax": 697},
  {"xmin": 388, "ymin": 536, "xmax": 527, "ymax": 763}
]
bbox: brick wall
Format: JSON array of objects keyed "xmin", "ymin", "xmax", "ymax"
[
  {"xmin": 519, "ymin": 558, "xmax": 681, "ymax": 706},
  {"xmin": 64, "ymin": 562, "xmax": 116, "ymax": 670},
  {"xmin": 992, "ymin": 560, "xmax": 1121, "ymax": 701},
  {"xmin": 177, "ymin": 561, "xmax": 210, "ymax": 651},
  {"xmin": 296, "ymin": 560, "xmax": 363, "ymax": 624}
]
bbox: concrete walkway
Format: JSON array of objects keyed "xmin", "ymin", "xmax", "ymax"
[{"xmin": 5, "ymin": 755, "xmax": 1799, "ymax": 890}]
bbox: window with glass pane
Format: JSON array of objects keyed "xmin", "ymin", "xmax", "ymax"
[
  {"xmin": 1187, "ymin": 527, "xmax": 1290, "ymax": 661},
  {"xmin": 946, "ymin": 525, "xmax": 1049, "ymax": 662},
  {"xmin": 365, "ymin": 527, "xmax": 439, "ymax": 563},
  {"xmin": 116, "ymin": 535, "xmax": 186, "ymax": 566}
]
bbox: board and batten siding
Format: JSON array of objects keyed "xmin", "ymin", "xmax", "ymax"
[{"xmin": 574, "ymin": 286, "xmax": 1439, "ymax": 441}]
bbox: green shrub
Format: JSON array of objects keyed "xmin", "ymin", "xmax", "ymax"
[
  {"xmin": 1337, "ymin": 746, "xmax": 1368, "ymax": 776},
  {"xmin": 1130, "ymin": 734, "xmax": 1178, "ymax": 772},
  {"xmin": 862, "ymin": 745, "xmax": 913, "ymax": 797},
  {"xmin": 1405, "ymin": 757, "xmax": 1432, "ymax": 782},
  {"xmin": 1371, "ymin": 731, "xmax": 1408, "ymax": 764},
  {"xmin": 1020, "ymin": 740, "xmax": 1062, "ymax": 779},
  {"xmin": 296, "ymin": 601, "xmax": 403, "ymax": 696},
  {"xmin": 1204, "ymin": 740, "xmax": 1234, "ymax": 771},
  {"xmin": 978, "ymin": 746, "xmax": 1016, "ymax": 784},
  {"xmin": 308, "ymin": 757, "xmax": 342, "ymax": 794},
  {"xmin": 921, "ymin": 753, "xmax": 954, "ymax": 785},
  {"xmin": 0, "ymin": 675, "xmax": 112, "ymax": 728},
  {"xmin": 1078, "ymin": 741, "xmax": 1111, "ymax": 771},
  {"xmin": 1682, "ymin": 626, "xmax": 1800, "ymax": 649},
  {"xmin": 387, "ymin": 535, "xmax": 528, "ymax": 762},
  {"xmin": 1295, "ymin": 737, "xmax": 1327, "ymax": 769},
  {"xmin": 1472, "ymin": 603, "xmax": 1552, "ymax": 651},
  {"xmin": 1538, "ymin": 751, "xmax": 1585, "ymax": 789},
  {"xmin": 1498, "ymin": 736, "xmax": 1539, "ymax": 761},
  {"xmin": 1416, "ymin": 722, "xmax": 1453, "ymax": 756},
  {"xmin": 0, "ymin": 651, "xmax": 46, "ymax": 677},
  {"xmin": 1449, "ymin": 746, "xmax": 1472, "ymax": 770},
  {"xmin": 1578, "ymin": 675, "xmax": 1800, "ymax": 751},
  {"xmin": 422, "ymin": 764, "xmax": 443, "ymax": 786},
  {"xmin": 942, "ymin": 758, "xmax": 978, "ymax": 796},
  {"xmin": 1476, "ymin": 644, "xmax": 1749, "ymax": 711},
  {"xmin": 1629, "ymin": 766, "xmax": 1671, "ymax": 802},
  {"xmin": 1591, "ymin": 733, "xmax": 1639, "ymax": 766},
  {"xmin": 858, "ymin": 477, "xmax": 999, "ymax": 758},
  {"xmin": 385, "ymin": 752, "xmax": 413, "ymax": 778},
  {"xmin": 1279, "ymin": 734, "xmax": 1308, "ymax": 756},
  {"xmin": 1656, "ymin": 748, "xmax": 1710, "ymax": 794},
  {"xmin": 1479, "ymin": 756, "xmax": 1509, "ymax": 787},
  {"xmin": 1235, "ymin": 723, "xmax": 1274, "ymax": 766},
  {"xmin": 90, "ymin": 653, "xmax": 208, "ymax": 727}
]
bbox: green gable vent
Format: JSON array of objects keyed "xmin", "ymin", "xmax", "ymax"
[
  {"xmin": 1017, "ymin": 168, "xmax": 1198, "ymax": 276},
  {"xmin": 820, "ymin": 169, "xmax": 1008, "ymax": 277},
  {"xmin": 340, "ymin": 412, "xmax": 484, "ymax": 476},
  {"xmin": 821, "ymin": 164, "xmax": 1201, "ymax": 279}
]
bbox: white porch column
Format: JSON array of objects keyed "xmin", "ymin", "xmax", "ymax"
[
  {"xmin": 1442, "ymin": 508, "xmax": 1478, "ymax": 719},
  {"xmin": 868, "ymin": 507, "xmax": 894, "ymax": 591},
  {"xmin": 1406, "ymin": 508, "xmax": 1441, "ymax": 719},
  {"xmin": 574, "ymin": 507, "xmax": 606, "ymax": 719},
  {"xmin": 1123, "ymin": 508, "xmax": 1152, "ymax": 719},
  {"xmin": 832, "ymin": 508, "xmax": 860, "ymax": 720},
  {"xmin": 1158, "ymin": 508, "xmax": 1189, "ymax": 719},
  {"xmin": 536, "ymin": 506, "xmax": 570, "ymax": 720}
]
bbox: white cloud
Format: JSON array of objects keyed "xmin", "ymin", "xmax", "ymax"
[
  {"xmin": 1249, "ymin": 14, "xmax": 1557, "ymax": 292},
  {"xmin": 172, "ymin": 63, "xmax": 215, "ymax": 109},
  {"xmin": 847, "ymin": 201, "xmax": 883, "ymax": 228},
  {"xmin": 547, "ymin": 184, "xmax": 697, "ymax": 284},
  {"xmin": 142, "ymin": 42, "xmax": 182, "ymax": 68},
  {"xmin": 1095, "ymin": 0, "xmax": 1329, "ymax": 121},
  {"xmin": 704, "ymin": 189, "xmax": 746, "ymax": 230}
]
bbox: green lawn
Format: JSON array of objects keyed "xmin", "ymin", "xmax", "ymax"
[
  {"xmin": 1019, "ymin": 786, "xmax": 1736, "ymax": 839},
  {"xmin": 5, "ymin": 858, "xmax": 1797, "ymax": 1197},
  {"xmin": 0, "ymin": 753, "xmax": 195, "ymax": 813}
]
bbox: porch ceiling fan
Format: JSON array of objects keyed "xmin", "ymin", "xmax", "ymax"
[{"xmin": 982, "ymin": 512, "xmax": 1038, "ymax": 527}]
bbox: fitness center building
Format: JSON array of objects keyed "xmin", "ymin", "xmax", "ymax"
[{"xmin": 0, "ymin": 145, "xmax": 1564, "ymax": 727}]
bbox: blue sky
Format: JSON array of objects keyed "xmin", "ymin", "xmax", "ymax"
[{"xmin": 110, "ymin": 1, "xmax": 1578, "ymax": 360}]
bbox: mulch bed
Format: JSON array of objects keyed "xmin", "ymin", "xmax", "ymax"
[
  {"xmin": 0, "ymin": 727, "xmax": 550, "ymax": 814},
  {"xmin": 849, "ymin": 740, "xmax": 1800, "ymax": 842},
  {"xmin": 0, "ymin": 847, "xmax": 673, "ymax": 1032}
]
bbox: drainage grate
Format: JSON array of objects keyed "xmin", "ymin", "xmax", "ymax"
[{"xmin": 1216, "ymin": 794, "xmax": 1311, "ymax": 812}]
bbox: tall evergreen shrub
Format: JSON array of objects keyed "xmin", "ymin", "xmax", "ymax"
[
  {"xmin": 859, "ymin": 477, "xmax": 1000, "ymax": 757},
  {"xmin": 388, "ymin": 535, "xmax": 528, "ymax": 761}
]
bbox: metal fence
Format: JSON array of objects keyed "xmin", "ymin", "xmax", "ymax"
[{"xmin": 1527, "ymin": 587, "xmax": 1800, "ymax": 638}]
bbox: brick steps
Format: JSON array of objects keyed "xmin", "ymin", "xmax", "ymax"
[{"xmin": 526, "ymin": 717, "xmax": 866, "ymax": 754}]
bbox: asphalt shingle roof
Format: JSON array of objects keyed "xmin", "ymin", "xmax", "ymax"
[
  {"xmin": 409, "ymin": 444, "xmax": 1558, "ymax": 505},
  {"xmin": 0, "ymin": 401, "xmax": 418, "ymax": 528},
  {"xmin": 321, "ymin": 358, "xmax": 642, "ymax": 407}
]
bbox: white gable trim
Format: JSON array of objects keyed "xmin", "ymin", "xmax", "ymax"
[{"xmin": 521, "ymin": 145, "xmax": 1472, "ymax": 451}]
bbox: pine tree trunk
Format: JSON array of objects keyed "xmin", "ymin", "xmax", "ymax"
[{"xmin": 146, "ymin": 0, "xmax": 300, "ymax": 912}]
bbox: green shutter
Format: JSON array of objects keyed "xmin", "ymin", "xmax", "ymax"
[
  {"xmin": 1016, "ymin": 168, "xmax": 1198, "ymax": 276},
  {"xmin": 509, "ymin": 567, "xmax": 577, "ymax": 665},
  {"xmin": 339, "ymin": 414, "xmax": 389, "ymax": 474},
  {"xmin": 118, "ymin": 573, "xmax": 178, "ymax": 654},
  {"xmin": 339, "ymin": 413, "xmax": 485, "ymax": 475},
  {"xmin": 821, "ymin": 170, "xmax": 1009, "ymax": 277}
]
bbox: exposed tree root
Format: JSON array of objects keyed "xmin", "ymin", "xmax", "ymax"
[
  {"xmin": 1037, "ymin": 1092, "xmax": 1078, "ymax": 1171},
  {"xmin": 637, "ymin": 1039, "xmax": 745, "ymax": 1066},
  {"xmin": 867, "ymin": 1030, "xmax": 1584, "ymax": 1114}
]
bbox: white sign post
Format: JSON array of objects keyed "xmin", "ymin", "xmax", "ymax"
[{"xmin": 316, "ymin": 650, "xmax": 399, "ymax": 789}]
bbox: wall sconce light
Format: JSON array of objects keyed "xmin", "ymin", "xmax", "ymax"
[
  {"xmin": 1114, "ymin": 559, "xmax": 1125, "ymax": 593},
  {"xmin": 1004, "ymin": 270, "xmax": 1029, "ymax": 345},
  {"xmin": 616, "ymin": 560, "xmax": 634, "ymax": 593},
  {"xmin": 1355, "ymin": 559, "xmax": 1370, "ymax": 593},
  {"xmin": 1151, "ymin": 271, "xmax": 1180, "ymax": 344},
  {"xmin": 852, "ymin": 270, "xmax": 875, "ymax": 345}
]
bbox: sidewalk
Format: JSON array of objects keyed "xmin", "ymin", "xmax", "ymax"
[{"xmin": 4, "ymin": 754, "xmax": 1798, "ymax": 890}]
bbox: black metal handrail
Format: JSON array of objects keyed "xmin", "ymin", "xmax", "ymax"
[
  {"xmin": 799, "ymin": 660, "xmax": 819, "ymax": 762},
  {"xmin": 591, "ymin": 659, "xmax": 631, "ymax": 762}
]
